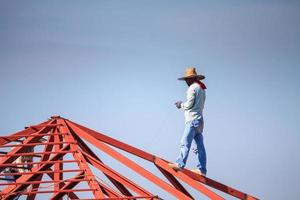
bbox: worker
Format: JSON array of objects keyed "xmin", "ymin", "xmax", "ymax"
[
  {"xmin": 5, "ymin": 139, "xmax": 42, "ymax": 199},
  {"xmin": 4, "ymin": 167, "xmax": 21, "ymax": 199},
  {"xmin": 15, "ymin": 145, "xmax": 34, "ymax": 173},
  {"xmin": 4, "ymin": 168, "xmax": 18, "ymax": 182},
  {"xmin": 168, "ymin": 67, "xmax": 207, "ymax": 176}
]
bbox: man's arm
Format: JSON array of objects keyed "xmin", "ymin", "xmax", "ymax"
[{"xmin": 181, "ymin": 87, "xmax": 196, "ymax": 110}]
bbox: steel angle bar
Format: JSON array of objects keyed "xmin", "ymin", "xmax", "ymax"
[
  {"xmin": 0, "ymin": 120, "xmax": 51, "ymax": 146},
  {"xmin": 49, "ymin": 171, "xmax": 85, "ymax": 200},
  {"xmin": 155, "ymin": 164, "xmax": 193, "ymax": 199},
  {"xmin": 181, "ymin": 169, "xmax": 259, "ymax": 200},
  {"xmin": 0, "ymin": 133, "xmax": 68, "ymax": 139},
  {"xmin": 69, "ymin": 196, "xmax": 160, "ymax": 200},
  {"xmin": 66, "ymin": 120, "xmax": 155, "ymax": 162},
  {"xmin": 26, "ymin": 174, "xmax": 43, "ymax": 200},
  {"xmin": 82, "ymin": 151, "xmax": 153, "ymax": 196},
  {"xmin": 74, "ymin": 132, "xmax": 133, "ymax": 196},
  {"xmin": 58, "ymin": 119, "xmax": 105, "ymax": 199},
  {"xmin": 45, "ymin": 169, "xmax": 80, "ymax": 200},
  {"xmin": 25, "ymin": 134, "xmax": 53, "ymax": 200},
  {"xmin": 0, "ymin": 150, "xmax": 76, "ymax": 157},
  {"xmin": 53, "ymin": 128, "xmax": 64, "ymax": 193},
  {"xmin": 2, "ymin": 188, "xmax": 95, "ymax": 196},
  {"xmin": 0, "ymin": 178, "xmax": 88, "ymax": 186},
  {"xmin": 96, "ymin": 181, "xmax": 121, "ymax": 198},
  {"xmin": 0, "ymin": 142, "xmax": 76, "ymax": 148},
  {"xmin": 0, "ymin": 159, "xmax": 77, "ymax": 167},
  {"xmin": 0, "ymin": 169, "xmax": 83, "ymax": 178},
  {"xmin": 1, "ymin": 144, "xmax": 71, "ymax": 198}
]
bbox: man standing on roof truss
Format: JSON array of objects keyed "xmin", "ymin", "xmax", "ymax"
[{"xmin": 169, "ymin": 67, "xmax": 207, "ymax": 176}]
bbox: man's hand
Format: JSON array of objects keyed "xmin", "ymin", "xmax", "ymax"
[{"xmin": 175, "ymin": 101, "xmax": 182, "ymax": 109}]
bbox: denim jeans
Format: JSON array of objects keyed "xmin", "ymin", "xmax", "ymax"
[
  {"xmin": 4, "ymin": 169, "xmax": 20, "ymax": 200},
  {"xmin": 176, "ymin": 117, "xmax": 207, "ymax": 174}
]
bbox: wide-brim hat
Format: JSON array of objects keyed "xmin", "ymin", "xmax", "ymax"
[{"xmin": 178, "ymin": 67, "xmax": 205, "ymax": 80}]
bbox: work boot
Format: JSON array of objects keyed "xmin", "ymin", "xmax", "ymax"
[
  {"xmin": 168, "ymin": 163, "xmax": 180, "ymax": 170},
  {"xmin": 191, "ymin": 168, "xmax": 206, "ymax": 176}
]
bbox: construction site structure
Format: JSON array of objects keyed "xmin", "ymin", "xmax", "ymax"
[{"xmin": 0, "ymin": 116, "xmax": 259, "ymax": 199}]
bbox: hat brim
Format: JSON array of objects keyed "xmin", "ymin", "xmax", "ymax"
[{"xmin": 178, "ymin": 75, "xmax": 205, "ymax": 81}]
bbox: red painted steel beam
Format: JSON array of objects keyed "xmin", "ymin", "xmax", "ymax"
[
  {"xmin": 49, "ymin": 171, "xmax": 85, "ymax": 200},
  {"xmin": 59, "ymin": 119, "xmax": 105, "ymax": 199},
  {"xmin": 5, "ymin": 188, "xmax": 95, "ymax": 195},
  {"xmin": 155, "ymin": 165, "xmax": 194, "ymax": 199},
  {"xmin": 0, "ymin": 159, "xmax": 78, "ymax": 167},
  {"xmin": 0, "ymin": 116, "xmax": 258, "ymax": 200},
  {"xmin": 0, "ymin": 169, "xmax": 82, "ymax": 178},
  {"xmin": 181, "ymin": 169, "xmax": 259, "ymax": 200},
  {"xmin": 27, "ymin": 123, "xmax": 62, "ymax": 130},
  {"xmin": 0, "ymin": 142, "xmax": 76, "ymax": 148},
  {"xmin": 0, "ymin": 119, "xmax": 56, "ymax": 172},
  {"xmin": 0, "ymin": 177, "xmax": 88, "ymax": 186},
  {"xmin": 46, "ymin": 169, "xmax": 80, "ymax": 200},
  {"xmin": 0, "ymin": 120, "xmax": 51, "ymax": 145},
  {"xmin": 96, "ymin": 181, "xmax": 122, "ymax": 198},
  {"xmin": 0, "ymin": 179, "xmax": 89, "ymax": 186},
  {"xmin": 1, "ymin": 144, "xmax": 71, "ymax": 199},
  {"xmin": 0, "ymin": 133, "xmax": 67, "ymax": 138},
  {"xmin": 66, "ymin": 120, "xmax": 155, "ymax": 162},
  {"xmin": 26, "ymin": 174, "xmax": 43, "ymax": 200},
  {"xmin": 70, "ymin": 197, "xmax": 160, "ymax": 200},
  {"xmin": 67, "ymin": 119, "xmax": 258, "ymax": 200},
  {"xmin": 66, "ymin": 120, "xmax": 192, "ymax": 200},
  {"xmin": 82, "ymin": 151, "xmax": 154, "ymax": 197},
  {"xmin": 53, "ymin": 128, "xmax": 64, "ymax": 196},
  {"xmin": 154, "ymin": 157, "xmax": 224, "ymax": 200},
  {"xmin": 26, "ymin": 133, "xmax": 54, "ymax": 200},
  {"xmin": 0, "ymin": 150, "xmax": 76, "ymax": 157},
  {"xmin": 74, "ymin": 132, "xmax": 133, "ymax": 196}
]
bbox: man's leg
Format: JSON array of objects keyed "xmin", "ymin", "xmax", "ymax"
[
  {"xmin": 175, "ymin": 121, "xmax": 196, "ymax": 169},
  {"xmin": 4, "ymin": 171, "xmax": 15, "ymax": 183},
  {"xmin": 194, "ymin": 130, "xmax": 207, "ymax": 175},
  {"xmin": 4, "ymin": 169, "xmax": 21, "ymax": 200}
]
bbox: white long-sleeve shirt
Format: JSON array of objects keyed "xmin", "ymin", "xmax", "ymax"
[{"xmin": 181, "ymin": 82, "xmax": 206, "ymax": 123}]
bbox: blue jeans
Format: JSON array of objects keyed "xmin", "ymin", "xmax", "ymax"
[
  {"xmin": 4, "ymin": 172, "xmax": 20, "ymax": 200},
  {"xmin": 176, "ymin": 118, "xmax": 207, "ymax": 174}
]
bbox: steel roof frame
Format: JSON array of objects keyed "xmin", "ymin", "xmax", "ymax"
[{"xmin": 0, "ymin": 116, "xmax": 258, "ymax": 200}]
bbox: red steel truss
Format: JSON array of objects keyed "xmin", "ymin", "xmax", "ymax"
[{"xmin": 0, "ymin": 116, "xmax": 259, "ymax": 199}]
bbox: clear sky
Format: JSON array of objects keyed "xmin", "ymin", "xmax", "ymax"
[{"xmin": 0, "ymin": 1, "xmax": 299, "ymax": 199}]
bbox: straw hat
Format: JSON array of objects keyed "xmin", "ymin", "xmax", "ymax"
[{"xmin": 178, "ymin": 67, "xmax": 205, "ymax": 80}]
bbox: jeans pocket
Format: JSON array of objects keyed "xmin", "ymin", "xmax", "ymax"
[
  {"xmin": 192, "ymin": 119, "xmax": 203, "ymax": 133},
  {"xmin": 192, "ymin": 119, "xmax": 199, "ymax": 127}
]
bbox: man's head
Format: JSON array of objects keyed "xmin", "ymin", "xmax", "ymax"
[{"xmin": 185, "ymin": 77, "xmax": 198, "ymax": 86}]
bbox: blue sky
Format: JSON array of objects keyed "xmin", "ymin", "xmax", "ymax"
[{"xmin": 0, "ymin": 1, "xmax": 299, "ymax": 199}]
